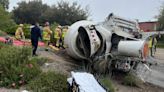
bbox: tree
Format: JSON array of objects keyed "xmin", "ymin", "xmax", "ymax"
[
  {"xmin": 0, "ymin": 5, "xmax": 17, "ymax": 34},
  {"xmin": 12, "ymin": 0, "xmax": 89, "ymax": 25},
  {"xmin": 157, "ymin": 3, "xmax": 164, "ymax": 31},
  {"xmin": 12, "ymin": 0, "xmax": 50, "ymax": 24},
  {"xmin": 157, "ymin": 5, "xmax": 164, "ymax": 42},
  {"xmin": 0, "ymin": 0, "xmax": 9, "ymax": 9},
  {"xmin": 158, "ymin": 6, "xmax": 164, "ymax": 31},
  {"xmin": 53, "ymin": 1, "xmax": 89, "ymax": 25}
]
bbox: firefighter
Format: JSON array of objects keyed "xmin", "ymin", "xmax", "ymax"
[
  {"xmin": 54, "ymin": 25, "xmax": 62, "ymax": 48},
  {"xmin": 43, "ymin": 22, "xmax": 52, "ymax": 49},
  {"xmin": 61, "ymin": 26, "xmax": 68, "ymax": 48},
  {"xmin": 148, "ymin": 36, "xmax": 153, "ymax": 56},
  {"xmin": 152, "ymin": 36, "xmax": 157, "ymax": 55},
  {"xmin": 15, "ymin": 24, "xmax": 25, "ymax": 40}
]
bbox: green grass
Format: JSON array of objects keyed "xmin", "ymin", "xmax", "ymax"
[
  {"xmin": 157, "ymin": 42, "xmax": 164, "ymax": 48},
  {"xmin": 26, "ymin": 71, "xmax": 68, "ymax": 92},
  {"xmin": 0, "ymin": 30, "xmax": 7, "ymax": 36},
  {"xmin": 29, "ymin": 57, "xmax": 49, "ymax": 66},
  {"xmin": 0, "ymin": 42, "xmax": 68, "ymax": 91},
  {"xmin": 0, "ymin": 43, "xmax": 42, "ymax": 88},
  {"xmin": 122, "ymin": 73, "xmax": 142, "ymax": 87},
  {"xmin": 100, "ymin": 77, "xmax": 115, "ymax": 92}
]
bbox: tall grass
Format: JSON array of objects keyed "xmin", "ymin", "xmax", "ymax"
[
  {"xmin": 26, "ymin": 71, "xmax": 67, "ymax": 92},
  {"xmin": 0, "ymin": 42, "xmax": 68, "ymax": 91},
  {"xmin": 100, "ymin": 77, "xmax": 115, "ymax": 92},
  {"xmin": 0, "ymin": 43, "xmax": 41, "ymax": 88}
]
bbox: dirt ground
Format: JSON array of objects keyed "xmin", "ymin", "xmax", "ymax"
[
  {"xmin": 154, "ymin": 48, "xmax": 164, "ymax": 63},
  {"xmin": 113, "ymin": 81, "xmax": 164, "ymax": 92},
  {"xmin": 38, "ymin": 48, "xmax": 81, "ymax": 75},
  {"xmin": 38, "ymin": 48, "xmax": 164, "ymax": 92}
]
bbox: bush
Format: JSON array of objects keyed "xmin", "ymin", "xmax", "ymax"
[
  {"xmin": 122, "ymin": 73, "xmax": 142, "ymax": 87},
  {"xmin": 0, "ymin": 5, "xmax": 17, "ymax": 35},
  {"xmin": 100, "ymin": 77, "xmax": 115, "ymax": 92},
  {"xmin": 157, "ymin": 42, "xmax": 164, "ymax": 48},
  {"xmin": 27, "ymin": 71, "xmax": 67, "ymax": 92},
  {"xmin": 23, "ymin": 24, "xmax": 31, "ymax": 39},
  {"xmin": 0, "ymin": 45, "xmax": 41, "ymax": 88},
  {"xmin": 0, "ymin": 30, "xmax": 7, "ymax": 36},
  {"xmin": 4, "ymin": 20, "xmax": 17, "ymax": 35},
  {"xmin": 0, "ymin": 42, "xmax": 9, "ymax": 48}
]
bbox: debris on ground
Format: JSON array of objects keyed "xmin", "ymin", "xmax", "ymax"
[{"xmin": 67, "ymin": 71, "xmax": 107, "ymax": 92}]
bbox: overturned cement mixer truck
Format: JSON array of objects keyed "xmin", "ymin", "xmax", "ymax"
[{"xmin": 64, "ymin": 13, "xmax": 149, "ymax": 74}]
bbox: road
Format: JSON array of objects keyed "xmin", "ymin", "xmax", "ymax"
[
  {"xmin": 154, "ymin": 48, "xmax": 164, "ymax": 63},
  {"xmin": 115, "ymin": 48, "xmax": 164, "ymax": 92},
  {"xmin": 144, "ymin": 48, "xmax": 164, "ymax": 88}
]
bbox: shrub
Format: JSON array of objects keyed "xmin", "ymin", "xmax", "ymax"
[
  {"xmin": 23, "ymin": 24, "xmax": 31, "ymax": 39},
  {"xmin": 157, "ymin": 42, "xmax": 164, "ymax": 48},
  {"xmin": 0, "ymin": 45, "xmax": 41, "ymax": 88},
  {"xmin": 0, "ymin": 30, "xmax": 7, "ymax": 36},
  {"xmin": 100, "ymin": 77, "xmax": 115, "ymax": 92},
  {"xmin": 0, "ymin": 5, "xmax": 17, "ymax": 35},
  {"xmin": 51, "ymin": 22, "xmax": 59, "ymax": 31},
  {"xmin": 27, "ymin": 71, "xmax": 67, "ymax": 92},
  {"xmin": 4, "ymin": 20, "xmax": 17, "ymax": 35},
  {"xmin": 0, "ymin": 42, "xmax": 9, "ymax": 49},
  {"xmin": 122, "ymin": 73, "xmax": 142, "ymax": 87},
  {"xmin": 157, "ymin": 34, "xmax": 164, "ymax": 42}
]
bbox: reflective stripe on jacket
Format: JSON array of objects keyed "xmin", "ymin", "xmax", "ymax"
[
  {"xmin": 148, "ymin": 38, "xmax": 153, "ymax": 48},
  {"xmin": 54, "ymin": 28, "xmax": 61, "ymax": 39},
  {"xmin": 62, "ymin": 29, "xmax": 67, "ymax": 38}
]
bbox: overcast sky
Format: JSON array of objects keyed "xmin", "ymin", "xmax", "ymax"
[{"xmin": 9, "ymin": 0, "xmax": 164, "ymax": 22}]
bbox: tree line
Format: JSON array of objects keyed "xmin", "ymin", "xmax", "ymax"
[
  {"xmin": 0, "ymin": 0, "xmax": 89, "ymax": 26},
  {"xmin": 12, "ymin": 0, "xmax": 89, "ymax": 26},
  {"xmin": 1, "ymin": 0, "xmax": 164, "ymax": 30}
]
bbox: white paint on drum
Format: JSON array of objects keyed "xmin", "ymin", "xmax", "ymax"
[{"xmin": 118, "ymin": 41, "xmax": 145, "ymax": 57}]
